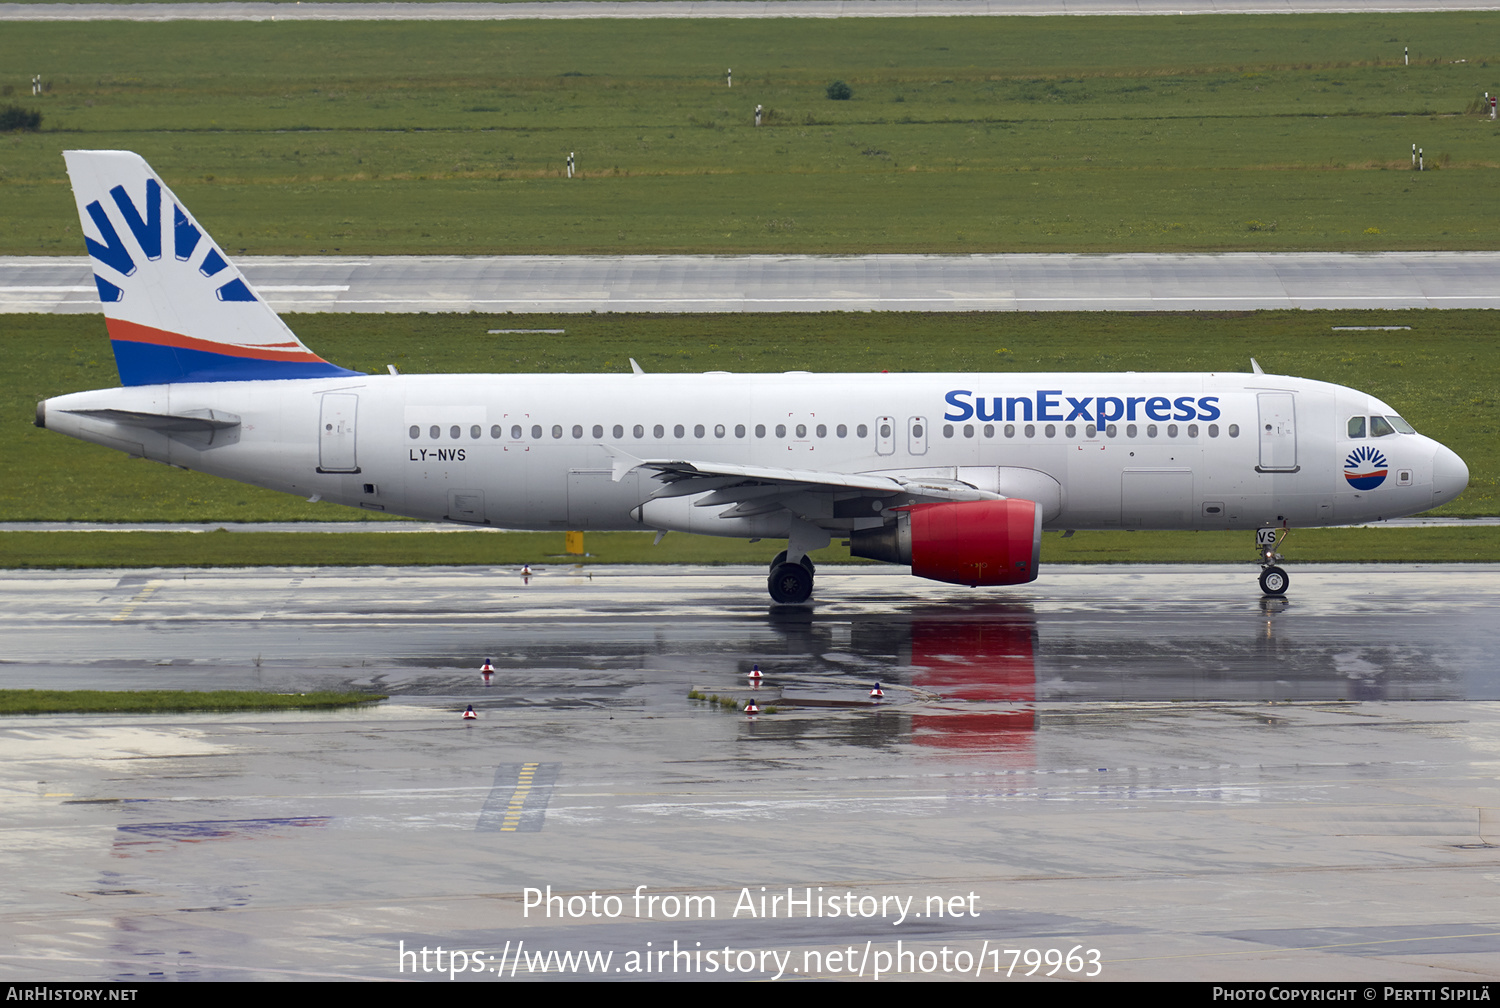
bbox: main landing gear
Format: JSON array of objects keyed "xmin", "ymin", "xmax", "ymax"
[
  {"xmin": 1255, "ymin": 527, "xmax": 1289, "ymax": 596},
  {"xmin": 768, "ymin": 550, "xmax": 815, "ymax": 604}
]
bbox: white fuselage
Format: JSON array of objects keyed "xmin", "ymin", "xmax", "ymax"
[{"xmin": 42, "ymin": 370, "xmax": 1467, "ymax": 536}]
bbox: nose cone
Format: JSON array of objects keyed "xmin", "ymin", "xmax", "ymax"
[{"xmin": 1431, "ymin": 443, "xmax": 1469, "ymax": 508}]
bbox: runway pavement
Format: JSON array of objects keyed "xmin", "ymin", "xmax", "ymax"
[
  {"xmin": 5, "ymin": 0, "xmax": 1499, "ymax": 21},
  {"xmin": 1, "ymin": 564, "xmax": 1497, "ymax": 981},
  {"xmin": 9, "ymin": 251, "xmax": 1500, "ymax": 314}
]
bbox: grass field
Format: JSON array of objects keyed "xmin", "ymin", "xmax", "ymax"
[
  {"xmin": 2, "ymin": 526, "xmax": 1495, "ymax": 570},
  {"xmin": 0, "ymin": 690, "xmax": 386, "ymax": 714},
  {"xmin": 3, "ymin": 15, "xmax": 1500, "ymax": 253}
]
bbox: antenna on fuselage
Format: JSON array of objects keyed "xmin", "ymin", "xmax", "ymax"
[
  {"xmin": 1250, "ymin": 358, "xmax": 1264, "ymax": 375},
  {"xmin": 629, "ymin": 358, "xmax": 645, "ymax": 374}
]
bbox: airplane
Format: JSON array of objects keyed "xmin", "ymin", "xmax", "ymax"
[{"xmin": 36, "ymin": 151, "xmax": 1470, "ymax": 604}]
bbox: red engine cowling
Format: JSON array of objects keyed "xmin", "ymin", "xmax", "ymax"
[{"xmin": 849, "ymin": 499, "xmax": 1041, "ymax": 587}]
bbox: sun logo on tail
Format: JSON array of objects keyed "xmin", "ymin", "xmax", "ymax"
[{"xmin": 1344, "ymin": 445, "xmax": 1389, "ymax": 490}]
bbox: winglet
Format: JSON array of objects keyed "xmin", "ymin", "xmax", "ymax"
[{"xmin": 64, "ymin": 150, "xmax": 362, "ymax": 386}]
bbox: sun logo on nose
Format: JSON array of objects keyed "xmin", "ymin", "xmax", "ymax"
[{"xmin": 1344, "ymin": 445, "xmax": 1389, "ymax": 490}]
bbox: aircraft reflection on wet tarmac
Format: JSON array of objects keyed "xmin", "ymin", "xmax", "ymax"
[{"xmin": 461, "ymin": 603, "xmax": 1465, "ymax": 745}]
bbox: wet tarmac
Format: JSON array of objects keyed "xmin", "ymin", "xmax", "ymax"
[{"xmin": 1, "ymin": 564, "xmax": 1497, "ymax": 982}]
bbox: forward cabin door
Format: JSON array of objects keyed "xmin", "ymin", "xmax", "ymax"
[{"xmin": 1255, "ymin": 392, "xmax": 1298, "ymax": 473}]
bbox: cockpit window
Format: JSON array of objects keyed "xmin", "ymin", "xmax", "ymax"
[
  {"xmin": 1369, "ymin": 415, "xmax": 1395, "ymax": 438},
  {"xmin": 1347, "ymin": 416, "xmax": 1366, "ymax": 439},
  {"xmin": 1388, "ymin": 415, "xmax": 1416, "ymax": 434}
]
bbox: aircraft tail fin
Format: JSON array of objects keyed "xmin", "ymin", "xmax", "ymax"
[{"xmin": 64, "ymin": 150, "xmax": 361, "ymax": 386}]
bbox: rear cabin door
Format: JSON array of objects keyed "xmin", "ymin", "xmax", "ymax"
[{"xmin": 317, "ymin": 393, "xmax": 360, "ymax": 473}]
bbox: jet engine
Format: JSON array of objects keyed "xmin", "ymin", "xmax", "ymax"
[{"xmin": 849, "ymin": 499, "xmax": 1041, "ymax": 587}]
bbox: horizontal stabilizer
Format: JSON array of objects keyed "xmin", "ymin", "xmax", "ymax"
[{"xmin": 61, "ymin": 407, "xmax": 242, "ymax": 433}]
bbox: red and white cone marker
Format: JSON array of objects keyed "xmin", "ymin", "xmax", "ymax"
[
  {"xmin": 480, "ymin": 658, "xmax": 494, "ymax": 679},
  {"xmin": 748, "ymin": 663, "xmax": 763, "ymax": 680},
  {"xmin": 869, "ymin": 683, "xmax": 885, "ymax": 700},
  {"xmin": 462, "ymin": 705, "xmax": 478, "ymax": 720},
  {"xmin": 744, "ymin": 700, "xmax": 760, "ymax": 715}
]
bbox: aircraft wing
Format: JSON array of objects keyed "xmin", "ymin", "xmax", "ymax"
[{"xmin": 606, "ymin": 446, "xmax": 1003, "ymax": 510}]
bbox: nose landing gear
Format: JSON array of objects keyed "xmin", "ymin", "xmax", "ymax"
[{"xmin": 1255, "ymin": 527, "xmax": 1289, "ymax": 596}]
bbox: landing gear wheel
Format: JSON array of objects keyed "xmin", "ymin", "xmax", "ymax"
[
  {"xmin": 770, "ymin": 550, "xmax": 815, "ymax": 574},
  {"xmin": 1258, "ymin": 565, "xmax": 1289, "ymax": 596},
  {"xmin": 768, "ymin": 562, "xmax": 814, "ymax": 604}
]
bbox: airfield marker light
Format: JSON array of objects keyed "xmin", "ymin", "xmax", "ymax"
[
  {"xmin": 748, "ymin": 663, "xmax": 763, "ymax": 680},
  {"xmin": 1419, "ymin": 148, "xmax": 1424, "ymax": 171},
  {"xmin": 870, "ymin": 683, "xmax": 885, "ymax": 700},
  {"xmin": 481, "ymin": 658, "xmax": 494, "ymax": 680},
  {"xmin": 744, "ymin": 700, "xmax": 759, "ymax": 715},
  {"xmin": 727, "ymin": 68, "xmax": 732, "ymax": 88},
  {"xmin": 1405, "ymin": 46, "xmax": 1409, "ymax": 66},
  {"xmin": 462, "ymin": 705, "xmax": 478, "ymax": 721}
]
